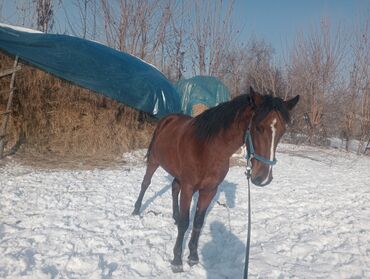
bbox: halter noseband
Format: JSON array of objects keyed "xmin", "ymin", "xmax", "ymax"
[{"xmin": 244, "ymin": 122, "xmax": 277, "ymax": 166}]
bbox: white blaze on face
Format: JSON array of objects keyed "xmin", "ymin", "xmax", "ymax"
[
  {"xmin": 262, "ymin": 118, "xmax": 277, "ymax": 184},
  {"xmin": 269, "ymin": 118, "xmax": 277, "ymax": 161}
]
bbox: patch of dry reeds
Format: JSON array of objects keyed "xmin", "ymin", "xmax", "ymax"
[{"xmin": 0, "ymin": 53, "xmax": 156, "ymax": 161}]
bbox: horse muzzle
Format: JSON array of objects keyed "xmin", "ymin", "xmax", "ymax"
[{"xmin": 251, "ymin": 175, "xmax": 273, "ymax": 187}]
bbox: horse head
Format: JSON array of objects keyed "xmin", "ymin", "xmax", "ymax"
[{"xmin": 247, "ymin": 87, "xmax": 299, "ymax": 186}]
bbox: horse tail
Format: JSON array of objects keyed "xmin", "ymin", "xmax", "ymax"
[
  {"xmin": 145, "ymin": 123, "xmax": 161, "ymax": 162},
  {"xmin": 144, "ymin": 115, "xmax": 174, "ymax": 162}
]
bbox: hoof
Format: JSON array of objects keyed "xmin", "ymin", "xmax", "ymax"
[
  {"xmin": 132, "ymin": 208, "xmax": 140, "ymax": 215},
  {"xmin": 188, "ymin": 258, "xmax": 199, "ymax": 266},
  {"xmin": 171, "ymin": 264, "xmax": 183, "ymax": 273}
]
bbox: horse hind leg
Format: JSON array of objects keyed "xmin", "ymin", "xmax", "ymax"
[
  {"xmin": 132, "ymin": 160, "xmax": 159, "ymax": 215},
  {"xmin": 172, "ymin": 178, "xmax": 181, "ymax": 224}
]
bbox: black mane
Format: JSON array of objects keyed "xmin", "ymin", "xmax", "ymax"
[
  {"xmin": 193, "ymin": 94, "xmax": 251, "ymax": 140},
  {"xmin": 193, "ymin": 92, "xmax": 291, "ymax": 140}
]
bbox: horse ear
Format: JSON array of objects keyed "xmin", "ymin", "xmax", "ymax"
[
  {"xmin": 285, "ymin": 95, "xmax": 300, "ymax": 110},
  {"xmin": 250, "ymin": 86, "xmax": 263, "ymax": 108}
]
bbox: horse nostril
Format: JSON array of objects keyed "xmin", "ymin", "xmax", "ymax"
[{"xmin": 253, "ymin": 176, "xmax": 262, "ymax": 185}]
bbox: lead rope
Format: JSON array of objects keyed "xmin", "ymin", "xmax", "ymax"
[{"xmin": 243, "ymin": 158, "xmax": 252, "ymax": 279}]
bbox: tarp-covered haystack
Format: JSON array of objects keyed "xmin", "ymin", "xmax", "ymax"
[
  {"xmin": 175, "ymin": 76, "xmax": 230, "ymax": 116},
  {"xmin": 0, "ymin": 23, "xmax": 181, "ymax": 118}
]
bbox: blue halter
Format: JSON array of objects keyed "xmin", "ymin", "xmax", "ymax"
[{"xmin": 244, "ymin": 130, "xmax": 277, "ymax": 166}]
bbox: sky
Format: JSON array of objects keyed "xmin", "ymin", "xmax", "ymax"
[
  {"xmin": 1, "ymin": 0, "xmax": 369, "ymax": 62},
  {"xmin": 234, "ymin": 0, "xmax": 369, "ymax": 60}
]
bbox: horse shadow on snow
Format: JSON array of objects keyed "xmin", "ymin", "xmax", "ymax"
[
  {"xmin": 201, "ymin": 221, "xmax": 245, "ymax": 279},
  {"xmin": 138, "ymin": 175, "xmax": 244, "ymax": 278},
  {"xmin": 140, "ymin": 174, "xmax": 237, "ymax": 224}
]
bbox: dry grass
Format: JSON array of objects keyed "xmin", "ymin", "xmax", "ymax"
[{"xmin": 0, "ymin": 53, "xmax": 156, "ymax": 163}]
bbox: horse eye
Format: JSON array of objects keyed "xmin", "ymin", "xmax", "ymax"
[{"xmin": 256, "ymin": 126, "xmax": 264, "ymax": 133}]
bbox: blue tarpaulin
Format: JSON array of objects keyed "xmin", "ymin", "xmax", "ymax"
[
  {"xmin": 0, "ymin": 23, "xmax": 181, "ymax": 118},
  {"xmin": 175, "ymin": 76, "xmax": 231, "ymax": 116}
]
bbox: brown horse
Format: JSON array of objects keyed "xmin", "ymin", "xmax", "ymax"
[{"xmin": 132, "ymin": 87, "xmax": 299, "ymax": 272}]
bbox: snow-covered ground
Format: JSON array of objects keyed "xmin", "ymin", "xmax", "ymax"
[{"xmin": 0, "ymin": 144, "xmax": 369, "ymax": 279}]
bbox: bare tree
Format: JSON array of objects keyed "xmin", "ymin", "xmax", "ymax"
[
  {"xmin": 100, "ymin": 0, "xmax": 173, "ymax": 68},
  {"xmin": 77, "ymin": 0, "xmax": 91, "ymax": 38},
  {"xmin": 244, "ymin": 39, "xmax": 285, "ymax": 96},
  {"xmin": 351, "ymin": 18, "xmax": 370, "ymax": 153},
  {"xmin": 190, "ymin": 0, "xmax": 236, "ymax": 78},
  {"xmin": 335, "ymin": 16, "xmax": 369, "ymax": 152},
  {"xmin": 220, "ymin": 39, "xmax": 286, "ymax": 98},
  {"xmin": 287, "ymin": 18, "xmax": 345, "ymax": 144},
  {"xmin": 61, "ymin": 0, "xmax": 99, "ymax": 39},
  {"xmin": 14, "ymin": 0, "xmax": 35, "ymax": 28},
  {"xmin": 221, "ymin": 48, "xmax": 248, "ymax": 96},
  {"xmin": 35, "ymin": 0, "xmax": 54, "ymax": 32},
  {"xmin": 0, "ymin": 1, "xmax": 4, "ymax": 20},
  {"xmin": 162, "ymin": 1, "xmax": 187, "ymax": 81}
]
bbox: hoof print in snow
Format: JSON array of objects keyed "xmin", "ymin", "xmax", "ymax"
[
  {"xmin": 41, "ymin": 265, "xmax": 58, "ymax": 279},
  {"xmin": 147, "ymin": 210, "xmax": 160, "ymax": 216}
]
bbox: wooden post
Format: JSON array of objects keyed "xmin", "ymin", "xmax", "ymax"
[
  {"xmin": 0, "ymin": 65, "xmax": 22, "ymax": 78},
  {"xmin": 0, "ymin": 56, "xmax": 19, "ymax": 158},
  {"xmin": 365, "ymin": 138, "xmax": 370, "ymax": 155}
]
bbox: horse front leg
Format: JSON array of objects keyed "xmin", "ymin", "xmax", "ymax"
[
  {"xmin": 188, "ymin": 188, "xmax": 217, "ymax": 266},
  {"xmin": 171, "ymin": 178, "xmax": 181, "ymax": 224},
  {"xmin": 171, "ymin": 186, "xmax": 193, "ymax": 273}
]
